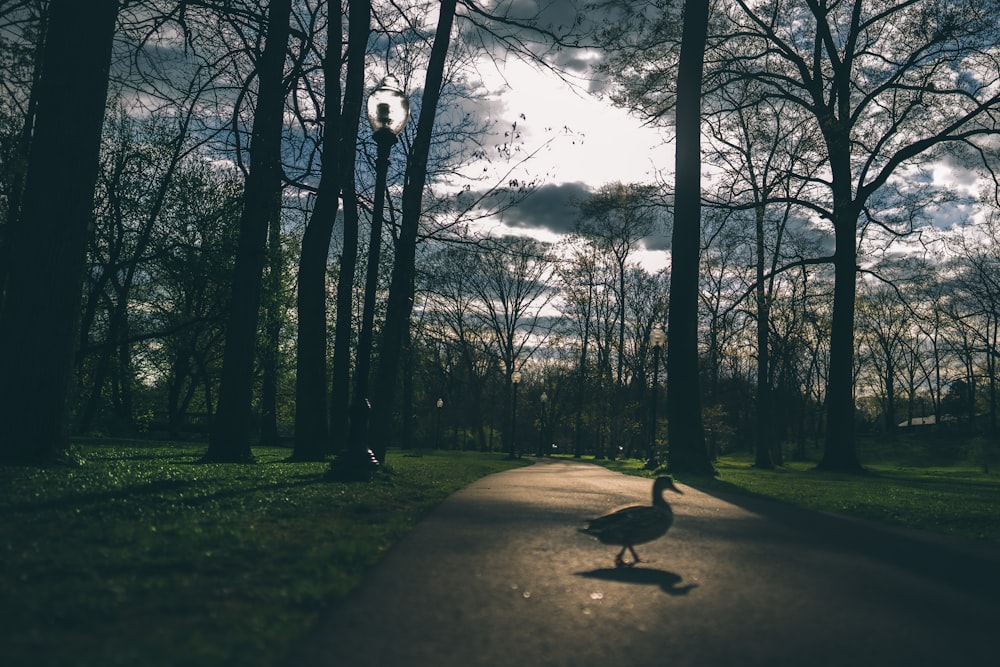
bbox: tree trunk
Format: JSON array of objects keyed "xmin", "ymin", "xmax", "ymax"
[
  {"xmin": 113, "ymin": 312, "xmax": 134, "ymax": 431},
  {"xmin": 401, "ymin": 324, "xmax": 415, "ymax": 450},
  {"xmin": 206, "ymin": 0, "xmax": 292, "ymax": 462},
  {"xmin": 989, "ymin": 317, "xmax": 998, "ymax": 436},
  {"xmin": 329, "ymin": 0, "xmax": 368, "ymax": 456},
  {"xmin": 754, "ymin": 203, "xmax": 774, "ymax": 469},
  {"xmin": 817, "ymin": 111, "xmax": 864, "ymax": 472},
  {"xmin": 260, "ymin": 208, "xmax": 284, "ymax": 448},
  {"xmin": 574, "ymin": 288, "xmax": 592, "ymax": 458},
  {"xmin": 293, "ymin": 183, "xmax": 334, "ymax": 457},
  {"xmin": 884, "ymin": 356, "xmax": 896, "ymax": 437},
  {"xmin": 78, "ymin": 312, "xmax": 116, "ymax": 435},
  {"xmin": 666, "ymin": 0, "xmax": 714, "ymax": 475},
  {"xmin": 347, "ymin": 132, "xmax": 392, "ymax": 455},
  {"xmin": 293, "ymin": 0, "xmax": 348, "ymax": 461},
  {"xmin": 0, "ymin": 0, "xmax": 119, "ymax": 465},
  {"xmin": 820, "ymin": 207, "xmax": 863, "ymax": 472},
  {"xmin": 369, "ymin": 0, "xmax": 458, "ymax": 464}
]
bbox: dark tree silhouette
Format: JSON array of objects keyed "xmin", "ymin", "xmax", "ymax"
[
  {"xmin": 329, "ymin": 0, "xmax": 370, "ymax": 458},
  {"xmin": 369, "ymin": 0, "xmax": 459, "ymax": 464},
  {"xmin": 291, "ymin": 0, "xmax": 351, "ymax": 461},
  {"xmin": 0, "ymin": 0, "xmax": 119, "ymax": 465},
  {"xmin": 722, "ymin": 0, "xmax": 1000, "ymax": 472},
  {"xmin": 206, "ymin": 0, "xmax": 292, "ymax": 462},
  {"xmin": 259, "ymin": 207, "xmax": 284, "ymax": 447},
  {"xmin": 667, "ymin": 0, "xmax": 715, "ymax": 475}
]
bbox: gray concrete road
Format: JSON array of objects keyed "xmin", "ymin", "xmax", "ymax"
[{"xmin": 284, "ymin": 459, "xmax": 999, "ymax": 667}]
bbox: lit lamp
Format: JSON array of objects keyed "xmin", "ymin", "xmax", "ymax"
[
  {"xmin": 508, "ymin": 370, "xmax": 522, "ymax": 459},
  {"xmin": 367, "ymin": 74, "xmax": 410, "ymax": 139},
  {"xmin": 337, "ymin": 75, "xmax": 410, "ymax": 481},
  {"xmin": 646, "ymin": 327, "xmax": 666, "ymax": 469}
]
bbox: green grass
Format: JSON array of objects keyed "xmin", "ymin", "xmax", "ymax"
[
  {"xmin": 0, "ymin": 442, "xmax": 528, "ymax": 667},
  {"xmin": 5, "ymin": 440, "xmax": 997, "ymax": 667},
  {"xmin": 565, "ymin": 453, "xmax": 1000, "ymax": 543}
]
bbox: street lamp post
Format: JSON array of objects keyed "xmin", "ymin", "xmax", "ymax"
[
  {"xmin": 336, "ymin": 75, "xmax": 410, "ymax": 480},
  {"xmin": 435, "ymin": 398, "xmax": 443, "ymax": 448},
  {"xmin": 537, "ymin": 391, "xmax": 548, "ymax": 457},
  {"xmin": 647, "ymin": 327, "xmax": 666, "ymax": 469},
  {"xmin": 508, "ymin": 370, "xmax": 521, "ymax": 459}
]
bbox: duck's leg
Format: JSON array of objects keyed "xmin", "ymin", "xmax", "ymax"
[
  {"xmin": 627, "ymin": 545, "xmax": 644, "ymax": 565},
  {"xmin": 614, "ymin": 546, "xmax": 629, "ymax": 568}
]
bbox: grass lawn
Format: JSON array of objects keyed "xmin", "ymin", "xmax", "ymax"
[
  {"xmin": 4, "ymin": 439, "xmax": 997, "ymax": 667},
  {"xmin": 0, "ymin": 442, "xmax": 527, "ymax": 667},
  {"xmin": 576, "ymin": 453, "xmax": 1000, "ymax": 543}
]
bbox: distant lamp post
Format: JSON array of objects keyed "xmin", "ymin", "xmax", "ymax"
[
  {"xmin": 335, "ymin": 75, "xmax": 410, "ymax": 481},
  {"xmin": 537, "ymin": 391, "xmax": 548, "ymax": 457},
  {"xmin": 508, "ymin": 370, "xmax": 522, "ymax": 459},
  {"xmin": 435, "ymin": 398, "xmax": 443, "ymax": 448},
  {"xmin": 646, "ymin": 327, "xmax": 666, "ymax": 469}
]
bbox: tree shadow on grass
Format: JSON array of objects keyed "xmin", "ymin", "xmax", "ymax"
[
  {"xmin": 682, "ymin": 478, "xmax": 1000, "ymax": 601},
  {"xmin": 576, "ymin": 567, "xmax": 698, "ymax": 596}
]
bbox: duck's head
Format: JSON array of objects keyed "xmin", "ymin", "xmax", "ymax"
[{"xmin": 654, "ymin": 475, "xmax": 683, "ymax": 496}]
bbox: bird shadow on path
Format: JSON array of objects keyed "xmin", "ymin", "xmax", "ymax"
[{"xmin": 576, "ymin": 567, "xmax": 698, "ymax": 596}]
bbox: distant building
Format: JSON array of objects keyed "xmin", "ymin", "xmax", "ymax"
[{"xmin": 897, "ymin": 414, "xmax": 958, "ymax": 428}]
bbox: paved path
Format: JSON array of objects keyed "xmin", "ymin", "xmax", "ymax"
[{"xmin": 284, "ymin": 459, "xmax": 999, "ymax": 666}]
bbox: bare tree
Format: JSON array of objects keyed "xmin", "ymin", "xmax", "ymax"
[
  {"xmin": 290, "ymin": 0, "xmax": 363, "ymax": 462},
  {"xmin": 723, "ymin": 0, "xmax": 1000, "ymax": 471},
  {"xmin": 421, "ymin": 242, "xmax": 497, "ymax": 451},
  {"xmin": 468, "ymin": 235, "xmax": 555, "ymax": 456},
  {"xmin": 207, "ymin": 0, "xmax": 292, "ymax": 462},
  {"xmin": 558, "ymin": 236, "xmax": 604, "ymax": 457},
  {"xmin": 368, "ymin": 0, "xmax": 460, "ymax": 464},
  {"xmin": 577, "ymin": 184, "xmax": 658, "ymax": 383},
  {"xmin": 576, "ymin": 182, "xmax": 658, "ymax": 450},
  {"xmin": 856, "ymin": 282, "xmax": 910, "ymax": 435},
  {"xmin": 704, "ymin": 76, "xmax": 820, "ymax": 467},
  {"xmin": 599, "ymin": 0, "xmax": 1000, "ymax": 471}
]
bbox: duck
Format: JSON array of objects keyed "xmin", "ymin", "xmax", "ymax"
[{"xmin": 579, "ymin": 476, "xmax": 683, "ymax": 568}]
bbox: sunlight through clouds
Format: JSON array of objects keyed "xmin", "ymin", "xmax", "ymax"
[{"xmin": 475, "ymin": 57, "xmax": 674, "ymax": 188}]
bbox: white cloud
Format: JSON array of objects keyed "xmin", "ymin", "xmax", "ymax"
[{"xmin": 475, "ymin": 58, "xmax": 673, "ymax": 187}]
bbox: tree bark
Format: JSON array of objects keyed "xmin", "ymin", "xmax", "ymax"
[
  {"xmin": 292, "ymin": 0, "xmax": 349, "ymax": 461},
  {"xmin": 575, "ymin": 309, "xmax": 591, "ymax": 458},
  {"xmin": 817, "ymin": 93, "xmax": 864, "ymax": 472},
  {"xmin": 206, "ymin": 0, "xmax": 292, "ymax": 462},
  {"xmin": 369, "ymin": 0, "xmax": 458, "ymax": 464},
  {"xmin": 260, "ymin": 207, "xmax": 284, "ymax": 447},
  {"xmin": 666, "ymin": 0, "xmax": 714, "ymax": 475},
  {"xmin": 0, "ymin": 0, "xmax": 119, "ymax": 464},
  {"xmin": 347, "ymin": 131, "xmax": 392, "ymax": 456},
  {"xmin": 820, "ymin": 203, "xmax": 863, "ymax": 472},
  {"xmin": 329, "ymin": 0, "xmax": 369, "ymax": 457},
  {"xmin": 754, "ymin": 203, "xmax": 775, "ymax": 469}
]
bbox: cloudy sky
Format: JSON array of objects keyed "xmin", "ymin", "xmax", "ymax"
[
  {"xmin": 446, "ymin": 1, "xmax": 675, "ymax": 269},
  {"xmin": 448, "ymin": 0, "xmax": 994, "ymax": 270},
  {"xmin": 471, "ymin": 57, "xmax": 673, "ymax": 217}
]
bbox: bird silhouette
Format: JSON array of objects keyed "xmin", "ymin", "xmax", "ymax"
[{"xmin": 579, "ymin": 476, "xmax": 682, "ymax": 568}]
